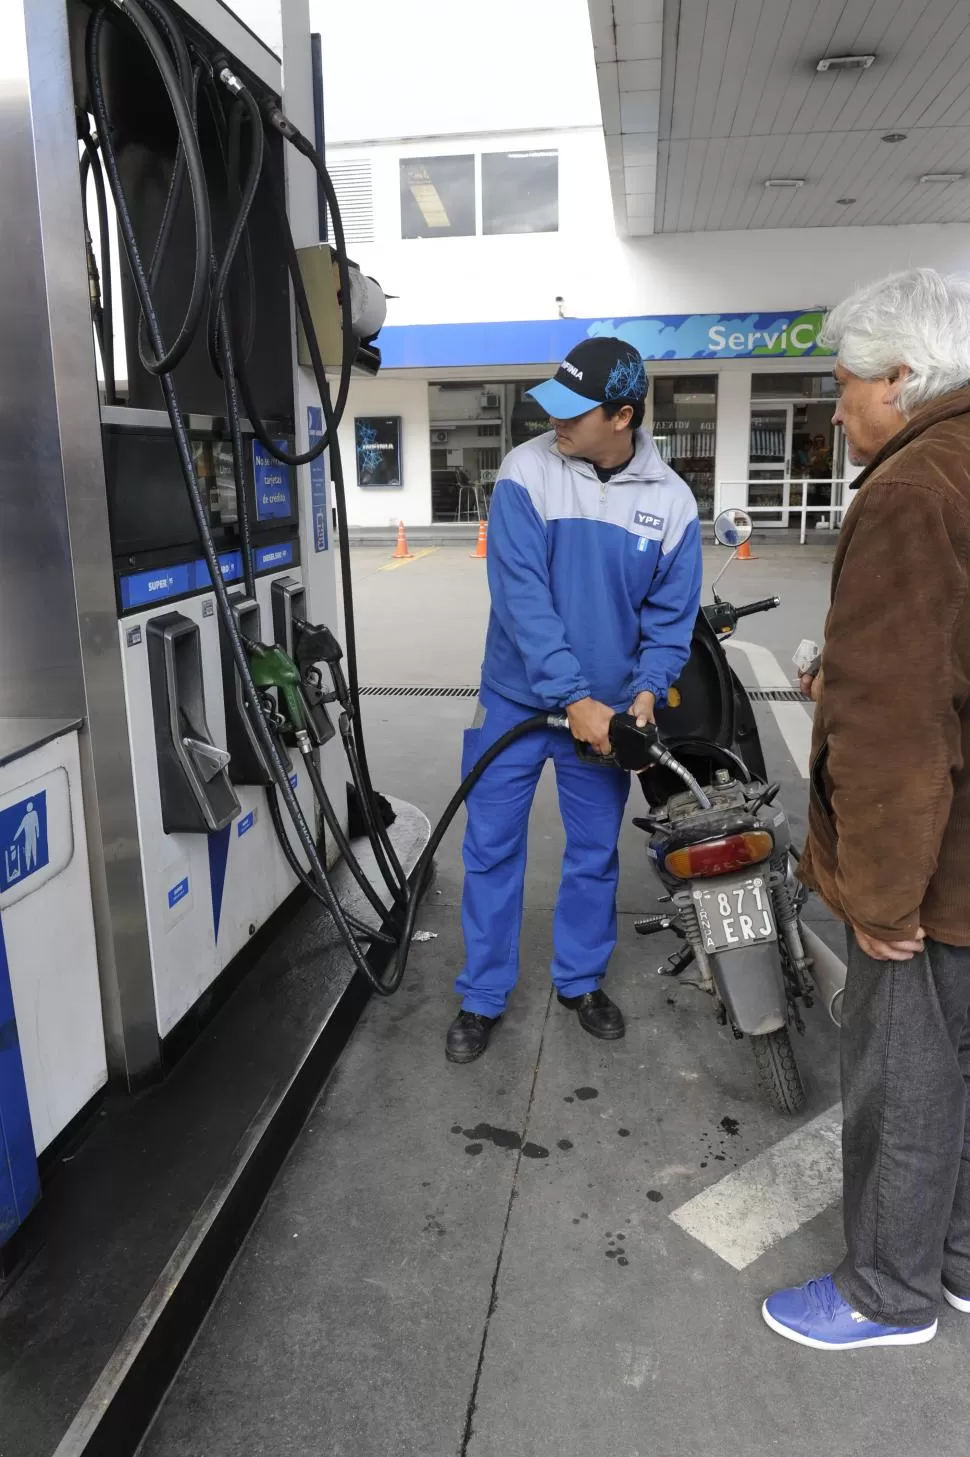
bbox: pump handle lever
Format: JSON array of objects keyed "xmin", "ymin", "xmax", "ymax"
[{"xmin": 183, "ymin": 736, "xmax": 231, "ymax": 780}]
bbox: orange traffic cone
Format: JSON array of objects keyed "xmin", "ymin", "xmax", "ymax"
[
  {"xmin": 392, "ymin": 521, "xmax": 412, "ymax": 560},
  {"xmin": 470, "ymin": 520, "xmax": 487, "ymax": 559},
  {"xmin": 737, "ymin": 538, "xmax": 756, "ymax": 561}
]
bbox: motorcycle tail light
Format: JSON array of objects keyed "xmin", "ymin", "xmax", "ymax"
[{"xmin": 663, "ymin": 831, "xmax": 774, "ymax": 880}]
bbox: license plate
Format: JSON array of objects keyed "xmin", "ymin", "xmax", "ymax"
[{"xmin": 691, "ymin": 873, "xmax": 776, "ymax": 954}]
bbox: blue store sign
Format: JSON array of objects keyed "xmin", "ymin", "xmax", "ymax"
[{"xmin": 376, "ymin": 310, "xmax": 831, "ymax": 370}]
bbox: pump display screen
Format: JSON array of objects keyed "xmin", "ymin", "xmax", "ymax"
[{"xmin": 104, "ymin": 429, "xmax": 203, "ymax": 557}]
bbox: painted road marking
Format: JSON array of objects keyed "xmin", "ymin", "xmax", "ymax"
[
  {"xmin": 669, "ymin": 1105, "xmax": 842, "ymax": 1270},
  {"xmin": 727, "ymin": 638, "xmax": 813, "ymax": 779},
  {"xmin": 380, "ymin": 547, "xmax": 440, "ymax": 572}
]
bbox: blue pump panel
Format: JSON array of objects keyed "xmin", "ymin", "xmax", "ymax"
[{"xmin": 0, "ymin": 915, "xmax": 40, "ymax": 1244}]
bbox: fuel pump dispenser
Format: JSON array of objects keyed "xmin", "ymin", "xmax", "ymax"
[{"xmin": 0, "ymin": 0, "xmax": 402, "ymax": 1202}]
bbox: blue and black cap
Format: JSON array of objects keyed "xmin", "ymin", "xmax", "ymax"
[{"xmin": 527, "ymin": 337, "xmax": 649, "ymax": 421}]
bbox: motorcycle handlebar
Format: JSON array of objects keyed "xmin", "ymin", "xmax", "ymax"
[{"xmin": 733, "ymin": 596, "xmax": 780, "ymax": 620}]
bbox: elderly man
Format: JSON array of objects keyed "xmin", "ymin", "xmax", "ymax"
[{"xmin": 764, "ymin": 268, "xmax": 970, "ymax": 1350}]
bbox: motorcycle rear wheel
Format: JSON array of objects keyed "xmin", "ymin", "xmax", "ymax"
[{"xmin": 751, "ymin": 1027, "xmax": 806, "ymax": 1114}]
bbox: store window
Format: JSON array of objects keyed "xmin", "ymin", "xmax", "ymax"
[
  {"xmin": 400, "ymin": 156, "xmax": 475, "ymax": 239},
  {"xmin": 751, "ymin": 373, "xmax": 837, "ymax": 399},
  {"xmin": 482, "ymin": 151, "xmax": 559, "ymax": 235},
  {"xmin": 651, "ymin": 377, "xmax": 717, "ymax": 519},
  {"xmin": 510, "ymin": 382, "xmax": 547, "ymax": 447}
]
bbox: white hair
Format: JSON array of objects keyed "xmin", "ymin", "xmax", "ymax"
[{"xmin": 820, "ymin": 267, "xmax": 970, "ymax": 415}]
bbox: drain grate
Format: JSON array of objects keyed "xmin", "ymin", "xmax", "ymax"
[
  {"xmin": 359, "ymin": 684, "xmax": 808, "ymax": 705},
  {"xmin": 748, "ymin": 687, "xmax": 809, "ymax": 703},
  {"xmin": 359, "ymin": 685, "xmax": 479, "ymax": 699}
]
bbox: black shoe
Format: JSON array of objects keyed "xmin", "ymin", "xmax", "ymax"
[
  {"xmin": 446, "ymin": 1010, "xmax": 499, "ymax": 1064},
  {"xmin": 557, "ymin": 988, "xmax": 625, "ymax": 1040}
]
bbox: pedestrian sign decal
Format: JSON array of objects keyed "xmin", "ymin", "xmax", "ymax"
[{"xmin": 0, "ymin": 792, "xmax": 49, "ymax": 894}]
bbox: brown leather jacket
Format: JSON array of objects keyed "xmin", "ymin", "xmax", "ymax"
[{"xmin": 801, "ymin": 385, "xmax": 970, "ymax": 944}]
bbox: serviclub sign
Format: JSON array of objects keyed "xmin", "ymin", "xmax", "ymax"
[{"xmin": 376, "ymin": 310, "xmax": 830, "ymax": 370}]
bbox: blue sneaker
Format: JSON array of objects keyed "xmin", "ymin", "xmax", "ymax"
[{"xmin": 762, "ymin": 1275, "xmax": 937, "ymax": 1350}]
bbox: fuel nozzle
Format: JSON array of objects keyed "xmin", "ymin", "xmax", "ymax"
[
  {"xmin": 608, "ymin": 715, "xmax": 712, "ymax": 810},
  {"xmin": 245, "ymin": 640, "xmax": 307, "ymax": 738},
  {"xmin": 292, "ymin": 618, "xmax": 351, "ymax": 713},
  {"xmin": 607, "ymin": 715, "xmax": 667, "ymax": 773}
]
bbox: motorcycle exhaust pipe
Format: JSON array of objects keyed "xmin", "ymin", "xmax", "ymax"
[{"xmin": 801, "ymin": 924, "xmax": 847, "ymax": 1027}]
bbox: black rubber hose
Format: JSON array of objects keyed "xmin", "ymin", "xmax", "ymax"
[
  {"xmin": 207, "ymin": 83, "xmax": 263, "ymax": 377},
  {"xmin": 92, "ymin": 0, "xmax": 210, "ymax": 377},
  {"xmin": 86, "ymin": 0, "xmax": 389, "ymax": 996},
  {"xmin": 224, "ymin": 112, "xmax": 352, "ymax": 467},
  {"xmin": 255, "ymin": 113, "xmax": 387, "ymax": 829},
  {"xmin": 197, "ymin": 73, "xmax": 258, "ymax": 600},
  {"xmin": 257, "ymin": 143, "xmax": 384, "ymax": 823},
  {"xmin": 339, "ymin": 716, "xmax": 408, "ymax": 905},
  {"xmin": 377, "ymin": 714, "xmax": 557, "ymax": 995},
  {"xmin": 265, "ymin": 785, "xmax": 396, "ymax": 946},
  {"xmin": 79, "ymin": 133, "xmax": 117, "ymax": 404},
  {"xmin": 299, "ymin": 749, "xmax": 402, "ymax": 929},
  {"xmin": 79, "ymin": 148, "xmax": 106, "ymax": 367},
  {"xmin": 221, "ymin": 88, "xmax": 399, "ymax": 911},
  {"xmin": 133, "ymin": 0, "xmax": 192, "ymax": 375}
]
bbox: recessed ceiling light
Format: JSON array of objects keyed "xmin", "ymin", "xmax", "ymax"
[
  {"xmin": 763, "ymin": 178, "xmax": 805, "ymax": 189},
  {"xmin": 836, "ymin": 197, "xmax": 856, "ymax": 205},
  {"xmin": 882, "ymin": 132, "xmax": 907, "ymax": 143},
  {"xmin": 816, "ymin": 54, "xmax": 876, "ymax": 72},
  {"xmin": 920, "ymin": 172, "xmax": 964, "ymax": 184}
]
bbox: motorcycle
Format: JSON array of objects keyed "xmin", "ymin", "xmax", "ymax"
[{"xmin": 631, "ymin": 508, "xmax": 821, "ymax": 1113}]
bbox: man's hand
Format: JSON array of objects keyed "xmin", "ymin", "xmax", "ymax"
[
  {"xmin": 566, "ymin": 697, "xmax": 614, "ymax": 755},
  {"xmin": 629, "ymin": 691, "xmax": 657, "ymax": 727},
  {"xmin": 799, "ymin": 672, "xmax": 821, "ymax": 702},
  {"xmin": 855, "ymin": 926, "xmax": 926, "ymax": 962}
]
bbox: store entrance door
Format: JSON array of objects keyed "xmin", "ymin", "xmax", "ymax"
[
  {"xmin": 747, "ymin": 399, "xmax": 840, "ymax": 528},
  {"xmin": 747, "ymin": 404, "xmax": 791, "ymax": 525}
]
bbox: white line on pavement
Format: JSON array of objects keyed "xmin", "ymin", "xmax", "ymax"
[
  {"xmin": 669, "ymin": 1105, "xmax": 842, "ymax": 1270},
  {"xmin": 727, "ymin": 638, "xmax": 813, "ymax": 779}
]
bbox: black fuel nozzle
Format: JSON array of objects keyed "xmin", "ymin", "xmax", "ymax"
[
  {"xmin": 606, "ymin": 715, "xmax": 713, "ymax": 810},
  {"xmin": 291, "ymin": 619, "xmax": 351, "ymax": 713},
  {"xmin": 607, "ymin": 714, "xmax": 666, "ymax": 774}
]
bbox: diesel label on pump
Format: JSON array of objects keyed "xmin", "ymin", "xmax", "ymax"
[{"xmin": 253, "ymin": 441, "xmax": 293, "ymax": 521}]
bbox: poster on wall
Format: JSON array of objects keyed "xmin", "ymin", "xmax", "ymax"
[{"xmin": 355, "ymin": 417, "xmax": 403, "ymax": 488}]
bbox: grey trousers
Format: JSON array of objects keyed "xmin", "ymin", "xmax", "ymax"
[{"xmin": 835, "ymin": 931, "xmax": 970, "ymax": 1326}]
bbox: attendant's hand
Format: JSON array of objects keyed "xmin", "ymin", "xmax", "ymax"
[
  {"xmin": 629, "ymin": 691, "xmax": 657, "ymax": 727},
  {"xmin": 566, "ymin": 697, "xmax": 614, "ymax": 756}
]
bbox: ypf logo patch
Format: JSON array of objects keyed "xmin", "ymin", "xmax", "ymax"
[{"xmin": 634, "ymin": 510, "xmax": 664, "ymax": 532}]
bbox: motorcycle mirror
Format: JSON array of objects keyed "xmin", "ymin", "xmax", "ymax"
[{"xmin": 713, "ymin": 508, "xmax": 753, "ymax": 549}]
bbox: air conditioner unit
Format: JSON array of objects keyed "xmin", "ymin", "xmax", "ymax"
[
  {"xmin": 479, "ymin": 391, "xmax": 500, "ymax": 411},
  {"xmin": 432, "ymin": 430, "xmax": 450, "ymax": 444}
]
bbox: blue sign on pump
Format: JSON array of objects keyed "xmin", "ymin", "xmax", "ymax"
[
  {"xmin": 254, "ymin": 542, "xmax": 295, "ymax": 573},
  {"xmin": 253, "ymin": 441, "xmax": 292, "ymax": 521},
  {"xmin": 0, "ymin": 792, "xmax": 49, "ymax": 895},
  {"xmin": 120, "ymin": 562, "xmax": 193, "ymax": 611},
  {"xmin": 307, "ymin": 406, "xmax": 329, "ymax": 553},
  {"xmin": 168, "ymin": 877, "xmax": 189, "ymax": 909}
]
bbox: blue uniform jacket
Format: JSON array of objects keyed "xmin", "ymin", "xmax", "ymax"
[{"xmin": 481, "ymin": 429, "xmax": 702, "ymax": 712}]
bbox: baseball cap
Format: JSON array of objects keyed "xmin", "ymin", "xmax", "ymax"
[{"xmin": 527, "ymin": 337, "xmax": 649, "ymax": 421}]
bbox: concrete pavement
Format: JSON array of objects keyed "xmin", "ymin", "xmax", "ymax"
[{"xmin": 139, "ymin": 542, "xmax": 970, "ymax": 1457}]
